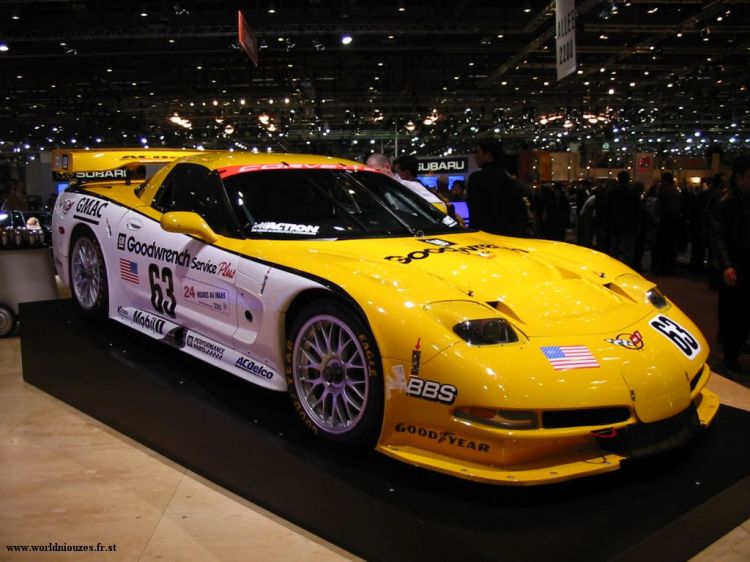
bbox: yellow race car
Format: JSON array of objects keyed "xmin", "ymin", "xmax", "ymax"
[{"xmin": 51, "ymin": 149, "xmax": 719, "ymax": 485}]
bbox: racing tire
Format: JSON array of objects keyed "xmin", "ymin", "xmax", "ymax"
[
  {"xmin": 286, "ymin": 299, "xmax": 383, "ymax": 448},
  {"xmin": 68, "ymin": 228, "xmax": 109, "ymax": 317},
  {"xmin": 0, "ymin": 304, "xmax": 16, "ymax": 337}
]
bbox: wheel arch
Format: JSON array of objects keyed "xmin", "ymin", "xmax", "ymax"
[{"xmin": 284, "ymin": 287, "xmax": 370, "ymax": 342}]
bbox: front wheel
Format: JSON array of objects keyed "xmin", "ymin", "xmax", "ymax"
[
  {"xmin": 69, "ymin": 229, "xmax": 108, "ymax": 317},
  {"xmin": 286, "ymin": 300, "xmax": 383, "ymax": 448}
]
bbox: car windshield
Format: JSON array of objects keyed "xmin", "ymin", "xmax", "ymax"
[{"xmin": 222, "ymin": 169, "xmax": 463, "ymax": 239}]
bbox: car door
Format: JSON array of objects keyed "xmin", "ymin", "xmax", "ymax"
[{"xmin": 116, "ymin": 163, "xmax": 240, "ymax": 346}]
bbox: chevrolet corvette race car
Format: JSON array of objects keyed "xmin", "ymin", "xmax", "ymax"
[{"xmin": 51, "ymin": 148, "xmax": 719, "ymax": 485}]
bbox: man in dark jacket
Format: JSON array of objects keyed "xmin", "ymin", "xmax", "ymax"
[
  {"xmin": 708, "ymin": 154, "xmax": 750, "ymax": 372},
  {"xmin": 466, "ymin": 138, "xmax": 534, "ymax": 237}
]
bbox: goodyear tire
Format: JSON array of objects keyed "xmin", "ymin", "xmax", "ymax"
[
  {"xmin": 69, "ymin": 229, "xmax": 108, "ymax": 317},
  {"xmin": 0, "ymin": 304, "xmax": 16, "ymax": 337},
  {"xmin": 286, "ymin": 299, "xmax": 383, "ymax": 447}
]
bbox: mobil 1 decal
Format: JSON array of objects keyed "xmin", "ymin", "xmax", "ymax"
[
  {"xmin": 182, "ymin": 278, "xmax": 231, "ymax": 317},
  {"xmin": 649, "ymin": 314, "xmax": 701, "ymax": 359}
]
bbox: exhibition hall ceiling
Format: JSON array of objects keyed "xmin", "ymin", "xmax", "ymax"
[{"xmin": 1, "ymin": 0, "xmax": 749, "ymax": 160}]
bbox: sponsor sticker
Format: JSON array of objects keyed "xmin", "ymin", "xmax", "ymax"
[
  {"xmin": 182, "ymin": 279, "xmax": 230, "ymax": 316},
  {"xmin": 117, "ymin": 233, "xmax": 126, "ymax": 251},
  {"xmin": 62, "ymin": 200, "xmax": 74, "ymax": 215},
  {"xmin": 419, "ymin": 238, "xmax": 455, "ymax": 247},
  {"xmin": 384, "ymin": 243, "xmax": 498, "ymax": 265},
  {"xmin": 125, "ymin": 236, "xmax": 191, "ymax": 267},
  {"xmin": 131, "ymin": 309, "xmax": 166, "ymax": 335},
  {"xmin": 186, "ymin": 334, "xmax": 226, "ymax": 360},
  {"xmin": 73, "ymin": 197, "xmax": 108, "ymax": 224},
  {"xmin": 649, "ymin": 315, "xmax": 700, "ymax": 359},
  {"xmin": 394, "ymin": 423, "xmax": 490, "ymax": 452},
  {"xmin": 406, "ymin": 376, "xmax": 457, "ymax": 405},
  {"xmin": 235, "ymin": 356, "xmax": 276, "ymax": 379},
  {"xmin": 250, "ymin": 222, "xmax": 320, "ymax": 235}
]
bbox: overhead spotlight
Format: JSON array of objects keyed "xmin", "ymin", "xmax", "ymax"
[
  {"xmin": 312, "ymin": 39, "xmax": 325, "ymax": 51},
  {"xmin": 172, "ymin": 3, "xmax": 189, "ymax": 15},
  {"xmin": 0, "ymin": 43, "xmax": 8, "ymax": 52},
  {"xmin": 259, "ymin": 39, "xmax": 268, "ymax": 49},
  {"xmin": 267, "ymin": 1, "xmax": 276, "ymax": 14},
  {"xmin": 341, "ymin": 34, "xmax": 353, "ymax": 45},
  {"xmin": 65, "ymin": 47, "xmax": 78, "ymax": 55},
  {"xmin": 700, "ymin": 26, "xmax": 710, "ymax": 41},
  {"xmin": 397, "ymin": 0, "xmax": 406, "ymax": 12},
  {"xmin": 285, "ymin": 38, "xmax": 295, "ymax": 51},
  {"xmin": 480, "ymin": 36, "xmax": 492, "ymax": 46},
  {"xmin": 522, "ymin": 2, "xmax": 532, "ymax": 13}
]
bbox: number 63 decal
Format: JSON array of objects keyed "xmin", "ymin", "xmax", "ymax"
[{"xmin": 649, "ymin": 315, "xmax": 700, "ymax": 359}]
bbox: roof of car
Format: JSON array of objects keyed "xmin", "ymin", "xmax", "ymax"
[{"xmin": 179, "ymin": 151, "xmax": 362, "ymax": 171}]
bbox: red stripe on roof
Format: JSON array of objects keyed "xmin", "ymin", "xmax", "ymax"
[{"xmin": 218, "ymin": 163, "xmax": 375, "ymax": 178}]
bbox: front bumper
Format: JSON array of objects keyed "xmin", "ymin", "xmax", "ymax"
[{"xmin": 377, "ymin": 387, "xmax": 720, "ymax": 485}]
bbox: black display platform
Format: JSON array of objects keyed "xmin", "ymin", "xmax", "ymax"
[{"xmin": 21, "ymin": 299, "xmax": 750, "ymax": 562}]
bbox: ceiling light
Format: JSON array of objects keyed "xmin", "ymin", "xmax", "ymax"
[
  {"xmin": 341, "ymin": 34, "xmax": 353, "ymax": 45},
  {"xmin": 0, "ymin": 43, "xmax": 8, "ymax": 52},
  {"xmin": 398, "ymin": 1, "xmax": 406, "ymax": 12},
  {"xmin": 647, "ymin": 7, "xmax": 659, "ymax": 14}
]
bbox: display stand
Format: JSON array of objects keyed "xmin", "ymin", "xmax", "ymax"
[
  {"xmin": 0, "ymin": 247, "xmax": 58, "ymax": 335},
  {"xmin": 21, "ymin": 299, "xmax": 750, "ymax": 562}
]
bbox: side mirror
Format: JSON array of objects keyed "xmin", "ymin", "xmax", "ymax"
[{"xmin": 160, "ymin": 211, "xmax": 218, "ymax": 244}]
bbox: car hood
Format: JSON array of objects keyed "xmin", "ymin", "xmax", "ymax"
[{"xmin": 249, "ymin": 232, "xmax": 653, "ymax": 337}]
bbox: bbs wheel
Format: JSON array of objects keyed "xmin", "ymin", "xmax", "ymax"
[
  {"xmin": 69, "ymin": 229, "xmax": 108, "ymax": 317},
  {"xmin": 286, "ymin": 299, "xmax": 383, "ymax": 447}
]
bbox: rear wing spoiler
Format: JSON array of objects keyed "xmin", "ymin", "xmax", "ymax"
[{"xmin": 50, "ymin": 148, "xmax": 210, "ymax": 185}]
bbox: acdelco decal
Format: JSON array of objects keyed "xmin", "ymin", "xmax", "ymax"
[
  {"xmin": 385, "ymin": 244, "xmax": 498, "ymax": 265},
  {"xmin": 235, "ymin": 356, "xmax": 275, "ymax": 379}
]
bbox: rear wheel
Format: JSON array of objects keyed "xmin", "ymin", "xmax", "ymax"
[
  {"xmin": 0, "ymin": 304, "xmax": 16, "ymax": 337},
  {"xmin": 286, "ymin": 300, "xmax": 383, "ymax": 447},
  {"xmin": 69, "ymin": 229, "xmax": 108, "ymax": 317}
]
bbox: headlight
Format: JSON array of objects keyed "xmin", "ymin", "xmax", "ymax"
[
  {"xmin": 455, "ymin": 407, "xmax": 538, "ymax": 429},
  {"xmin": 453, "ymin": 318, "xmax": 518, "ymax": 345},
  {"xmin": 646, "ymin": 288, "xmax": 668, "ymax": 309}
]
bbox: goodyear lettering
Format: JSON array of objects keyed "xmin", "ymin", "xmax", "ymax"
[
  {"xmin": 394, "ymin": 423, "xmax": 490, "ymax": 452},
  {"xmin": 406, "ymin": 377, "xmax": 457, "ymax": 405},
  {"xmin": 132, "ymin": 310, "xmax": 165, "ymax": 334},
  {"xmin": 127, "ymin": 236, "xmax": 191, "ymax": 267},
  {"xmin": 75, "ymin": 197, "xmax": 108, "ymax": 219},
  {"xmin": 235, "ymin": 356, "xmax": 275, "ymax": 379},
  {"xmin": 385, "ymin": 244, "xmax": 498, "ymax": 265}
]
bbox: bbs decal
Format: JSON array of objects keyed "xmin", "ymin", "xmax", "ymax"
[
  {"xmin": 649, "ymin": 315, "xmax": 700, "ymax": 359},
  {"xmin": 406, "ymin": 376, "xmax": 457, "ymax": 405}
]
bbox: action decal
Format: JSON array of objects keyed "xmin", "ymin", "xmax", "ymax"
[
  {"xmin": 394, "ymin": 423, "xmax": 490, "ymax": 453},
  {"xmin": 250, "ymin": 222, "xmax": 320, "ymax": 235},
  {"xmin": 384, "ymin": 243, "xmax": 498, "ymax": 265},
  {"xmin": 119, "ymin": 258, "xmax": 140, "ymax": 284},
  {"xmin": 649, "ymin": 315, "xmax": 701, "ymax": 359},
  {"xmin": 541, "ymin": 345, "xmax": 600, "ymax": 370},
  {"xmin": 605, "ymin": 330, "xmax": 644, "ymax": 350}
]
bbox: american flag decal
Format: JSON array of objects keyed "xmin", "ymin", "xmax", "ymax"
[
  {"xmin": 119, "ymin": 258, "xmax": 139, "ymax": 284},
  {"xmin": 541, "ymin": 345, "xmax": 599, "ymax": 370}
]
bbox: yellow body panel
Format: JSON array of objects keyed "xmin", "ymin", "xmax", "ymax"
[{"xmin": 60, "ymin": 149, "xmax": 719, "ymax": 485}]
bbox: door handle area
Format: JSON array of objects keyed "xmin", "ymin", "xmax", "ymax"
[{"xmin": 126, "ymin": 219, "xmax": 142, "ymax": 231}]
